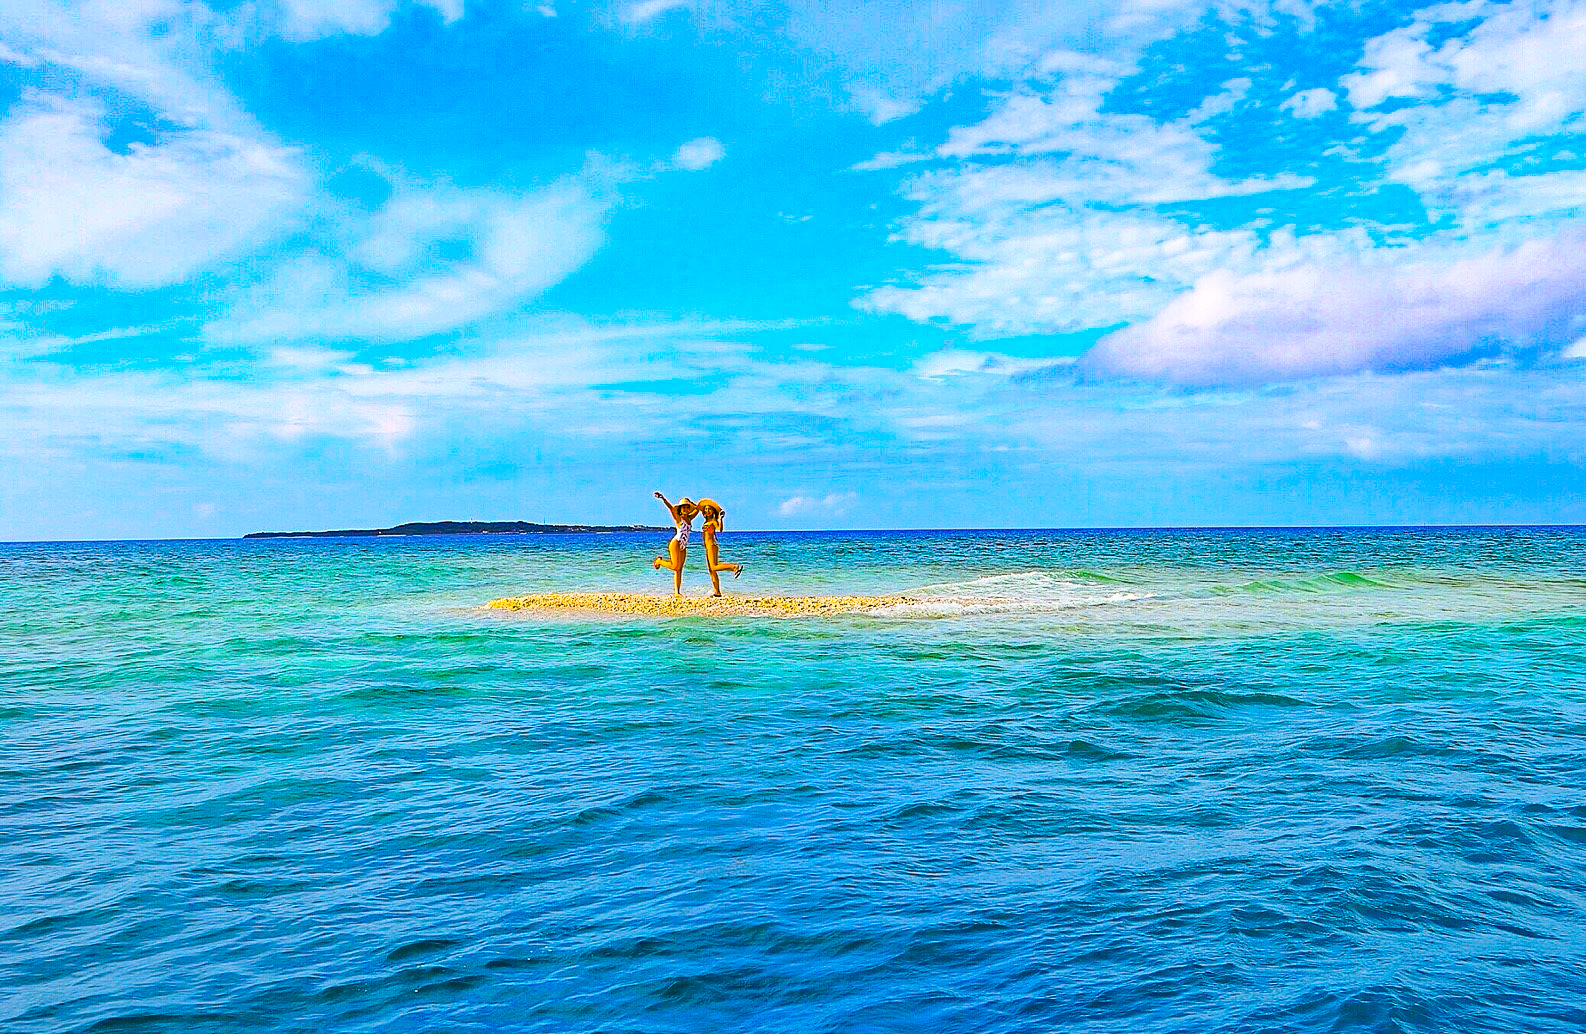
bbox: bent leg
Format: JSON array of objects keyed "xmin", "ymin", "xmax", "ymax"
[
  {"xmin": 655, "ymin": 538, "xmax": 684, "ymax": 572},
  {"xmin": 705, "ymin": 537, "xmax": 741, "ymax": 583}
]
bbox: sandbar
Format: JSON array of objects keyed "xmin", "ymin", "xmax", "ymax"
[{"xmin": 487, "ymin": 592, "xmax": 924, "ymax": 618}]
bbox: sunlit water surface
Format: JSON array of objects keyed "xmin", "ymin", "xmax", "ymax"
[{"xmin": 4, "ymin": 528, "xmax": 1585, "ymax": 1033}]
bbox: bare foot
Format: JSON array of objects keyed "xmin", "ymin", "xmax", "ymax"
[{"xmin": 653, "ymin": 556, "xmax": 664, "ymax": 570}]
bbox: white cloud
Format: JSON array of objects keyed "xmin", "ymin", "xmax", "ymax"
[
  {"xmin": 1281, "ymin": 87, "xmax": 1337, "ymax": 118},
  {"xmin": 1563, "ymin": 338, "xmax": 1586, "ymax": 360},
  {"xmin": 0, "ymin": 321, "xmax": 166, "ymax": 361},
  {"xmin": 935, "ymin": 72, "xmax": 1308, "ymax": 202},
  {"xmin": 0, "ymin": 0, "xmax": 487, "ymax": 301},
  {"xmin": 621, "ymin": 0, "xmax": 688, "ymax": 27},
  {"xmin": 860, "ymin": 58, "xmax": 1313, "ymax": 337},
  {"xmin": 752, "ymin": 0, "xmax": 1213, "ymax": 123},
  {"xmin": 776, "ymin": 492, "xmax": 858, "ymax": 517},
  {"xmin": 211, "ymin": 179, "xmax": 610, "ymax": 343},
  {"xmin": 0, "ymin": 94, "xmax": 307, "ymax": 288},
  {"xmin": 1346, "ymin": 0, "xmax": 1586, "ymax": 226},
  {"xmin": 672, "ymin": 136, "xmax": 725, "ymax": 170},
  {"xmin": 266, "ymin": 345, "xmax": 359, "ymax": 371},
  {"xmin": 8, "ymin": 312, "xmax": 1586, "ymax": 535},
  {"xmin": 0, "ymin": 41, "xmax": 40, "ymax": 68},
  {"xmin": 1340, "ymin": 21, "xmax": 1439, "ymax": 109},
  {"xmin": 1185, "ymin": 77, "xmax": 1252, "ymax": 124},
  {"xmin": 1085, "ymin": 230, "xmax": 1586, "ymax": 383},
  {"xmin": 850, "ymin": 89, "xmax": 923, "ymax": 125},
  {"xmin": 913, "ymin": 349, "xmax": 1070, "ymax": 379},
  {"xmin": 0, "ymin": 318, "xmax": 833, "ymax": 465},
  {"xmin": 261, "ymin": 0, "xmax": 465, "ymax": 42},
  {"xmin": 862, "ymin": 202, "xmax": 1267, "ymax": 337},
  {"xmin": 849, "ymin": 146, "xmax": 932, "ymax": 172},
  {"xmin": 0, "ymin": 1, "xmax": 237, "ymax": 126}
]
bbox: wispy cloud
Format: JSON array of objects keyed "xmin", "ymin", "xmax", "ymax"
[
  {"xmin": 672, "ymin": 136, "xmax": 725, "ymax": 170},
  {"xmin": 849, "ymin": 144, "xmax": 932, "ymax": 172},
  {"xmin": 0, "ymin": 93, "xmax": 307, "ymax": 289},
  {"xmin": 912, "ymin": 349, "xmax": 1069, "ymax": 380},
  {"xmin": 208, "ymin": 177, "xmax": 611, "ymax": 344},
  {"xmin": 8, "ymin": 314, "xmax": 1586, "ymax": 537},
  {"xmin": 232, "ymin": 0, "xmax": 465, "ymax": 43},
  {"xmin": 776, "ymin": 492, "xmax": 858, "ymax": 517},
  {"xmin": 620, "ymin": 0, "xmax": 689, "ymax": 27}
]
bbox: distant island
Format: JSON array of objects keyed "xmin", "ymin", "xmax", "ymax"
[{"xmin": 244, "ymin": 520, "xmax": 668, "ymax": 539}]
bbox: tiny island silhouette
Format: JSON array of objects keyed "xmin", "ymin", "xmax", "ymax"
[{"xmin": 243, "ymin": 520, "xmax": 668, "ymax": 539}]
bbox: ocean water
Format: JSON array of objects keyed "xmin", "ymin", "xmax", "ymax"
[{"xmin": 4, "ymin": 527, "xmax": 1585, "ymax": 1034}]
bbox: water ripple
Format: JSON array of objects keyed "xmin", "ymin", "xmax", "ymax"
[{"xmin": 4, "ymin": 530, "xmax": 1586, "ymax": 1033}]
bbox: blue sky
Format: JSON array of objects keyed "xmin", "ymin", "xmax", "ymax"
[{"xmin": 2, "ymin": 0, "xmax": 1585, "ymax": 538}]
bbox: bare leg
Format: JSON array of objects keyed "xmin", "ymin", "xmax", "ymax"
[
  {"xmin": 652, "ymin": 539, "xmax": 687, "ymax": 596},
  {"xmin": 654, "ymin": 538, "xmax": 685, "ymax": 587},
  {"xmin": 703, "ymin": 534, "xmax": 740, "ymax": 596}
]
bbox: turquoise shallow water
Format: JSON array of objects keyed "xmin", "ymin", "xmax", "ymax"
[{"xmin": 4, "ymin": 528, "xmax": 1586, "ymax": 1033}]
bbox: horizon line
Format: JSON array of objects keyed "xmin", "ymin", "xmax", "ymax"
[{"xmin": 4, "ymin": 522, "xmax": 1586, "ymax": 545}]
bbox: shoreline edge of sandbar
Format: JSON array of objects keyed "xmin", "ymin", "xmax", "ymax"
[{"xmin": 486, "ymin": 592, "xmax": 926, "ymax": 617}]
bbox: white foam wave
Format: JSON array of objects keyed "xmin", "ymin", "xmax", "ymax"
[
  {"xmin": 871, "ymin": 592, "xmax": 1153, "ymax": 618},
  {"xmin": 874, "ymin": 572, "xmax": 1155, "ymax": 617}
]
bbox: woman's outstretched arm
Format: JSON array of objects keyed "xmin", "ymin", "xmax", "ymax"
[{"xmin": 654, "ymin": 491, "xmax": 680, "ymax": 522}]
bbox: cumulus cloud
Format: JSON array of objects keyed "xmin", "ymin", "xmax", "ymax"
[
  {"xmin": 0, "ymin": 94, "xmax": 307, "ymax": 288},
  {"xmin": 860, "ymin": 58, "xmax": 1311, "ymax": 336},
  {"xmin": 1345, "ymin": 0, "xmax": 1586, "ymax": 226},
  {"xmin": 862, "ymin": 201, "xmax": 1266, "ymax": 336},
  {"xmin": 672, "ymin": 136, "xmax": 725, "ymax": 170},
  {"xmin": 1085, "ymin": 231, "xmax": 1586, "ymax": 384},
  {"xmin": 859, "ymin": 0, "xmax": 1586, "ymax": 383},
  {"xmin": 776, "ymin": 492, "xmax": 858, "ymax": 517},
  {"xmin": 1281, "ymin": 87, "xmax": 1337, "ymax": 118}
]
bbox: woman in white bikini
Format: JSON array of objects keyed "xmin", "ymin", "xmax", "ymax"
[
  {"xmin": 695, "ymin": 498, "xmax": 743, "ymax": 598},
  {"xmin": 652, "ymin": 491, "xmax": 699, "ymax": 597}
]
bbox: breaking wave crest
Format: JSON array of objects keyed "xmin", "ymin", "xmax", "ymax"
[{"xmin": 878, "ymin": 571, "xmax": 1156, "ymax": 616}]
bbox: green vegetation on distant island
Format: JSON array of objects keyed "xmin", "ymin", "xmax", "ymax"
[{"xmin": 243, "ymin": 521, "xmax": 669, "ymax": 539}]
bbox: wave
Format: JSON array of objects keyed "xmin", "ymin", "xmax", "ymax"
[
  {"xmin": 1218, "ymin": 571, "xmax": 1402, "ymax": 595},
  {"xmin": 879, "ymin": 571, "xmax": 1155, "ymax": 616}
]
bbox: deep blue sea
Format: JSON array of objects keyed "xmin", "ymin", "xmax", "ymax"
[{"xmin": 4, "ymin": 528, "xmax": 1585, "ymax": 1033}]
